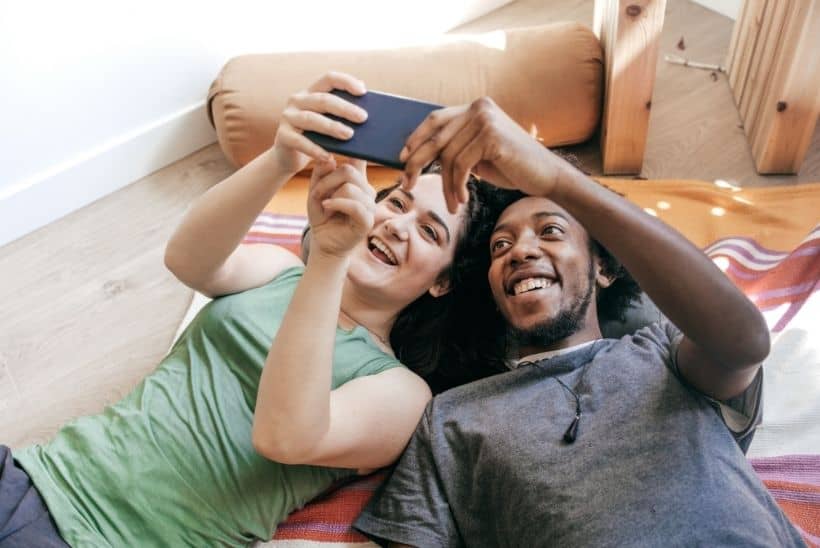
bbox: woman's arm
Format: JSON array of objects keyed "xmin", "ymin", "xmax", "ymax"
[
  {"xmin": 164, "ymin": 151, "xmax": 302, "ymax": 297},
  {"xmin": 164, "ymin": 71, "xmax": 369, "ymax": 297},
  {"xmin": 252, "ymin": 159, "xmax": 432, "ymax": 469}
]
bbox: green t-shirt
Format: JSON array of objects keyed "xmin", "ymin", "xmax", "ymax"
[{"xmin": 16, "ymin": 266, "xmax": 402, "ymax": 547}]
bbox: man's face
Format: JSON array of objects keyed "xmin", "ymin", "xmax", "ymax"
[{"xmin": 487, "ymin": 197, "xmax": 599, "ymax": 349}]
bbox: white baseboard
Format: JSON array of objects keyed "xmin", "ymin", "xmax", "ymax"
[{"xmin": 0, "ymin": 101, "xmax": 217, "ymax": 248}]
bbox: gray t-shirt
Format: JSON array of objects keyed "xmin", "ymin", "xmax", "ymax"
[{"xmin": 354, "ymin": 322, "xmax": 806, "ymax": 547}]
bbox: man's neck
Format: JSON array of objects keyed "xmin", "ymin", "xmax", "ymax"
[{"xmin": 516, "ymin": 324, "xmax": 603, "ymax": 359}]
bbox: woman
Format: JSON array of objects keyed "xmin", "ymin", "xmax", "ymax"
[{"xmin": 4, "ymin": 72, "xmax": 491, "ymax": 547}]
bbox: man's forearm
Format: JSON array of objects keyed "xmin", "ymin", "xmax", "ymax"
[
  {"xmin": 548, "ymin": 162, "xmax": 769, "ymax": 368},
  {"xmin": 164, "ymin": 149, "xmax": 294, "ymax": 283}
]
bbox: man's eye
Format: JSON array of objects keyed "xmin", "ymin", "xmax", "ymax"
[
  {"xmin": 388, "ymin": 198, "xmax": 405, "ymax": 211},
  {"xmin": 541, "ymin": 225, "xmax": 563, "ymax": 236}
]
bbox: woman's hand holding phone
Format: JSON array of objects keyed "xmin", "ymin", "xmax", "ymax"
[
  {"xmin": 307, "ymin": 158, "xmax": 375, "ymax": 260},
  {"xmin": 270, "ymin": 72, "xmax": 369, "ymax": 176}
]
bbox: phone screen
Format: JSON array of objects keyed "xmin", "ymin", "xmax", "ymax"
[{"xmin": 304, "ymin": 90, "xmax": 442, "ymax": 170}]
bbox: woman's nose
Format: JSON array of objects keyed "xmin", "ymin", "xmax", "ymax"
[{"xmin": 385, "ymin": 217, "xmax": 410, "ymax": 241}]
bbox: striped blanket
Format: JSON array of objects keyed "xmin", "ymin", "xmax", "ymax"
[{"xmin": 195, "ymin": 172, "xmax": 817, "ymax": 547}]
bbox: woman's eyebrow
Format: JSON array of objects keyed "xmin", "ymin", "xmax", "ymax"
[{"xmin": 427, "ymin": 211, "xmax": 451, "ymax": 244}]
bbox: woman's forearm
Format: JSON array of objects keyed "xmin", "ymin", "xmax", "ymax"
[
  {"xmin": 164, "ymin": 149, "xmax": 294, "ymax": 284},
  {"xmin": 253, "ymin": 250, "xmax": 350, "ymax": 461}
]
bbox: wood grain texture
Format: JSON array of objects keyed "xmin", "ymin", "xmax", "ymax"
[
  {"xmin": 597, "ymin": 0, "xmax": 667, "ymax": 174},
  {"xmin": 751, "ymin": 0, "xmax": 820, "ymax": 173},
  {"xmin": 0, "ymin": 146, "xmax": 233, "ymax": 447},
  {"xmin": 1, "ymin": 0, "xmax": 818, "ymax": 448},
  {"xmin": 728, "ymin": 0, "xmax": 820, "ymax": 174}
]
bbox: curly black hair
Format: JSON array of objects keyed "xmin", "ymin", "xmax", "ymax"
[{"xmin": 427, "ymin": 186, "xmax": 643, "ymax": 393}]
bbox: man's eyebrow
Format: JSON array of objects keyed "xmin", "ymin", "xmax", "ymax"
[
  {"xmin": 533, "ymin": 211, "xmax": 570, "ymax": 223},
  {"xmin": 492, "ymin": 211, "xmax": 570, "ymax": 235}
]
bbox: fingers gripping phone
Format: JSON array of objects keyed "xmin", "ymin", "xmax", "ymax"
[{"xmin": 304, "ymin": 90, "xmax": 442, "ymax": 170}]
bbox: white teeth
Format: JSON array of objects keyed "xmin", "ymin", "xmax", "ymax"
[
  {"xmin": 370, "ymin": 237, "xmax": 397, "ymax": 265},
  {"xmin": 512, "ymin": 277, "xmax": 552, "ymax": 296}
]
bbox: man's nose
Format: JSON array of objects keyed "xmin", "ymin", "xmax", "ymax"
[{"xmin": 508, "ymin": 234, "xmax": 542, "ymax": 265}]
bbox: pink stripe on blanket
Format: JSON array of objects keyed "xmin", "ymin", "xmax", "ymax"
[{"xmin": 751, "ymin": 455, "xmax": 820, "ymax": 484}]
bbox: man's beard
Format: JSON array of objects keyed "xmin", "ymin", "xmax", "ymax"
[{"xmin": 508, "ymin": 260, "xmax": 596, "ymax": 348}]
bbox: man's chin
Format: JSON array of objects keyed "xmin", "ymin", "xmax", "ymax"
[{"xmin": 508, "ymin": 312, "xmax": 587, "ymax": 349}]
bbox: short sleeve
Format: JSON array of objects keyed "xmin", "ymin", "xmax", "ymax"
[
  {"xmin": 354, "ymin": 405, "xmax": 462, "ymax": 547},
  {"xmin": 659, "ymin": 320, "xmax": 764, "ymax": 453}
]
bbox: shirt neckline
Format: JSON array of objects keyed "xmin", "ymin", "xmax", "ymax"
[{"xmin": 508, "ymin": 340, "xmax": 599, "ymax": 370}]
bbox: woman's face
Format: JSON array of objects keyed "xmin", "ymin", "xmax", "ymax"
[{"xmin": 346, "ymin": 173, "xmax": 466, "ymax": 308}]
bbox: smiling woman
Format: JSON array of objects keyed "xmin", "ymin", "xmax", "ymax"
[{"xmin": 4, "ymin": 72, "xmax": 498, "ymax": 547}]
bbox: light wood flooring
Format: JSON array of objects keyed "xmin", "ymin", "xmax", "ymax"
[{"xmin": 2, "ymin": 0, "xmax": 818, "ymax": 448}]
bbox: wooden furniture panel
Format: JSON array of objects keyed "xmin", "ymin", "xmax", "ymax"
[
  {"xmin": 594, "ymin": 0, "xmax": 667, "ymax": 174},
  {"xmin": 727, "ymin": 0, "xmax": 820, "ymax": 174}
]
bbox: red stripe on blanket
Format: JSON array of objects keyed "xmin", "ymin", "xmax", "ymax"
[
  {"xmin": 753, "ymin": 456, "xmax": 820, "ymax": 545},
  {"xmin": 273, "ymin": 473, "xmax": 385, "ymax": 542}
]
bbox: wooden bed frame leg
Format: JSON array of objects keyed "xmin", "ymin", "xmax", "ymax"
[
  {"xmin": 727, "ymin": 0, "xmax": 820, "ymax": 175},
  {"xmin": 594, "ymin": 0, "xmax": 666, "ymax": 175}
]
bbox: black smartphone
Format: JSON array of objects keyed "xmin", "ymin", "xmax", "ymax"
[{"xmin": 303, "ymin": 90, "xmax": 442, "ymax": 170}]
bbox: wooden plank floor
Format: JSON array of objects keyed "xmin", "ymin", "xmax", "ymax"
[{"xmin": 2, "ymin": 0, "xmax": 818, "ymax": 448}]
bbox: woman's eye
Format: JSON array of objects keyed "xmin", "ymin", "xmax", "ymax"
[
  {"xmin": 388, "ymin": 197, "xmax": 405, "ymax": 211},
  {"xmin": 421, "ymin": 225, "xmax": 439, "ymax": 241}
]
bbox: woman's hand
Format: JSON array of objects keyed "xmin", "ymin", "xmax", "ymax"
[
  {"xmin": 307, "ymin": 158, "xmax": 376, "ymax": 259},
  {"xmin": 270, "ymin": 71, "xmax": 369, "ymax": 176},
  {"xmin": 399, "ymin": 97, "xmax": 573, "ymax": 212}
]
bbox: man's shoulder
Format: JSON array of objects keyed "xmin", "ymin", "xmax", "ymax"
[{"xmin": 431, "ymin": 366, "xmax": 532, "ymax": 413}]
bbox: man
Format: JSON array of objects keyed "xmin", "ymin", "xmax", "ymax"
[{"xmin": 352, "ymin": 98, "xmax": 806, "ymax": 547}]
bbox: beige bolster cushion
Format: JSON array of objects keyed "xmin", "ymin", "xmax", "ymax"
[{"xmin": 208, "ymin": 22, "xmax": 603, "ymax": 167}]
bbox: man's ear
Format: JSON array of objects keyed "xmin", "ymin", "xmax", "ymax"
[
  {"xmin": 596, "ymin": 271, "xmax": 616, "ymax": 289},
  {"xmin": 594, "ymin": 258, "xmax": 616, "ymax": 290},
  {"xmin": 428, "ymin": 277, "xmax": 452, "ymax": 298}
]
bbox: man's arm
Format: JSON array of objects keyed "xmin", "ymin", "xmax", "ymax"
[
  {"xmin": 400, "ymin": 98, "xmax": 769, "ymax": 401},
  {"xmin": 548, "ymin": 167, "xmax": 768, "ymax": 400}
]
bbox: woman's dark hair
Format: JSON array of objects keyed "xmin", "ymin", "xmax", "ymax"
[
  {"xmin": 386, "ymin": 164, "xmax": 501, "ymax": 392},
  {"xmin": 427, "ymin": 186, "xmax": 643, "ymax": 393}
]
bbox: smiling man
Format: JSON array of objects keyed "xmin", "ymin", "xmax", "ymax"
[{"xmin": 352, "ymin": 98, "xmax": 806, "ymax": 547}]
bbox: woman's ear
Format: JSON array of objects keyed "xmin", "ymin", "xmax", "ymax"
[{"xmin": 428, "ymin": 277, "xmax": 452, "ymax": 298}]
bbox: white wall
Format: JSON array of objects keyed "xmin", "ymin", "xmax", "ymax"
[
  {"xmin": 0, "ymin": 0, "xmax": 511, "ymax": 247},
  {"xmin": 690, "ymin": 0, "xmax": 741, "ymax": 19}
]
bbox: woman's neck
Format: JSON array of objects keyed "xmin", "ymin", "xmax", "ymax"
[{"xmin": 339, "ymin": 277, "xmax": 399, "ymax": 346}]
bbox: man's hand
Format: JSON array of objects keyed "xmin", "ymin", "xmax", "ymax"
[
  {"xmin": 307, "ymin": 158, "xmax": 375, "ymax": 259},
  {"xmin": 399, "ymin": 97, "xmax": 569, "ymax": 212},
  {"xmin": 270, "ymin": 71, "xmax": 369, "ymax": 176}
]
